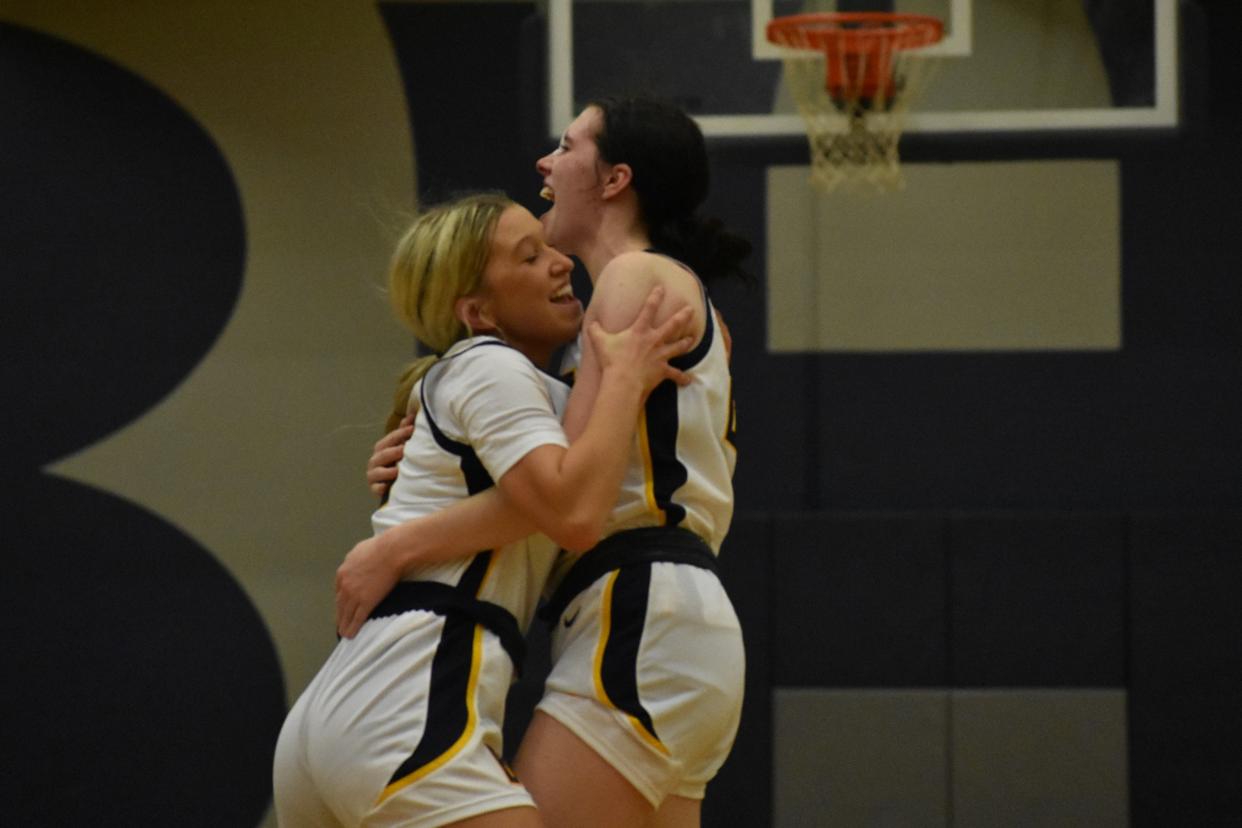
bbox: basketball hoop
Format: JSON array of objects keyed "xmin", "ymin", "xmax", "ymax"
[{"xmin": 767, "ymin": 12, "xmax": 943, "ymax": 193}]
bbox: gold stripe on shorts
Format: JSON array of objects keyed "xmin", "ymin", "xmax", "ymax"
[
  {"xmin": 592, "ymin": 569, "xmax": 669, "ymax": 757},
  {"xmin": 376, "ymin": 622, "xmax": 484, "ymax": 803}
]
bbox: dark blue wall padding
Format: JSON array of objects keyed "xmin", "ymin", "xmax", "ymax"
[
  {"xmin": 2, "ymin": 477, "xmax": 286, "ymax": 826},
  {"xmin": 706, "ymin": 513, "xmax": 775, "ymax": 828},
  {"xmin": 773, "ymin": 514, "xmax": 948, "ymax": 687},
  {"xmin": 950, "ymin": 514, "xmax": 1126, "ymax": 687},
  {"xmin": 1129, "ymin": 513, "xmax": 1242, "ymax": 826},
  {"xmin": 0, "ymin": 23, "xmax": 245, "ymax": 467},
  {"xmin": 379, "ymin": 1, "xmax": 547, "ymax": 209},
  {"xmin": 0, "ymin": 23, "xmax": 280, "ymax": 826}
]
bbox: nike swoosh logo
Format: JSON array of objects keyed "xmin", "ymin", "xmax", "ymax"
[{"xmin": 563, "ymin": 608, "xmax": 581, "ymax": 628}]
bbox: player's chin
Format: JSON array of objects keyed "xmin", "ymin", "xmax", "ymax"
[
  {"xmin": 549, "ymin": 295, "xmax": 582, "ymax": 317},
  {"xmin": 541, "ymin": 211, "xmax": 572, "ymax": 248},
  {"xmin": 550, "ymin": 303, "xmax": 583, "ymax": 339}
]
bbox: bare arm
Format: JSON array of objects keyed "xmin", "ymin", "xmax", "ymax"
[
  {"xmin": 336, "ymin": 284, "xmax": 690, "ymax": 637},
  {"xmin": 360, "ymin": 273, "xmax": 715, "ymax": 499},
  {"xmin": 335, "ymin": 488, "xmax": 537, "ymax": 637}
]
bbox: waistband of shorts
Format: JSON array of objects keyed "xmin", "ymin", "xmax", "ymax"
[
  {"xmin": 537, "ymin": 526, "xmax": 719, "ymax": 626},
  {"xmin": 369, "ymin": 580, "xmax": 527, "ymax": 674}
]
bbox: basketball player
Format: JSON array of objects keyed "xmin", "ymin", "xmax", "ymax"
[
  {"xmin": 273, "ymin": 192, "xmax": 696, "ymax": 828},
  {"xmin": 338, "ymin": 98, "xmax": 751, "ymax": 828}
]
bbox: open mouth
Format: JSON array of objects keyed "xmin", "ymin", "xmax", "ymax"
[
  {"xmin": 539, "ymin": 185, "xmax": 555, "ymax": 202},
  {"xmin": 550, "ymin": 284, "xmax": 576, "ymax": 305}
]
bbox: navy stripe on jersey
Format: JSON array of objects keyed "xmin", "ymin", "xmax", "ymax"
[
  {"xmin": 599, "ymin": 564, "xmax": 661, "ymax": 745},
  {"xmin": 644, "ymin": 280, "xmax": 714, "ymax": 526},
  {"xmin": 419, "ymin": 341, "xmax": 506, "ymax": 497},
  {"xmin": 458, "ymin": 552, "xmax": 492, "ymax": 598},
  {"xmin": 384, "ymin": 613, "xmax": 477, "ymax": 790},
  {"xmin": 419, "ymin": 341, "xmax": 503, "ymax": 594},
  {"xmin": 383, "ymin": 341, "xmax": 509, "ymax": 795},
  {"xmin": 643, "ymin": 250, "xmax": 712, "ymax": 371},
  {"xmin": 644, "ymin": 380, "xmax": 688, "ymax": 526},
  {"xmin": 670, "ymin": 287, "xmax": 714, "ymax": 371}
]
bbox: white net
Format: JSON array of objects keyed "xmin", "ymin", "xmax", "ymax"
[{"xmin": 772, "ymin": 16, "xmax": 942, "ymax": 194}]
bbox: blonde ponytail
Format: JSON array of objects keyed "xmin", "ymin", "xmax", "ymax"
[{"xmin": 384, "ymin": 355, "xmax": 438, "ymax": 433}]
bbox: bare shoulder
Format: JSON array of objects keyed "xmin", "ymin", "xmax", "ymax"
[
  {"xmin": 595, "ymin": 250, "xmax": 661, "ymax": 292},
  {"xmin": 591, "ymin": 251, "xmax": 704, "ymax": 331}
]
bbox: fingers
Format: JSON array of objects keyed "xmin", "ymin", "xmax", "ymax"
[
  {"xmin": 337, "ymin": 599, "xmax": 357, "ymax": 639},
  {"xmin": 374, "ymin": 423, "xmax": 414, "ymax": 453},
  {"xmin": 367, "ymin": 456, "xmax": 399, "ymax": 498},
  {"xmin": 654, "ymin": 306, "xmax": 695, "ymax": 344},
  {"xmin": 367, "ymin": 446, "xmax": 404, "ymax": 481},
  {"xmin": 654, "ymin": 305, "xmax": 691, "ymax": 331},
  {"xmin": 367, "ymin": 435, "xmax": 406, "ymax": 501},
  {"xmin": 335, "ymin": 556, "xmax": 368, "ymax": 639},
  {"xmin": 585, "ymin": 319, "xmax": 607, "ymax": 355},
  {"xmin": 336, "ymin": 585, "xmax": 369, "ymax": 639},
  {"xmin": 338, "ymin": 583, "xmax": 373, "ymax": 639},
  {"xmin": 657, "ymin": 338, "xmax": 692, "ymax": 363},
  {"xmin": 637, "ymin": 284, "xmax": 666, "ymax": 326},
  {"xmin": 665, "ymin": 365, "xmax": 692, "ymax": 387},
  {"xmin": 347, "ymin": 606, "xmax": 367, "ymax": 639},
  {"xmin": 366, "ymin": 464, "xmax": 399, "ymax": 486},
  {"xmin": 657, "ymin": 334, "xmax": 696, "ymax": 361}
]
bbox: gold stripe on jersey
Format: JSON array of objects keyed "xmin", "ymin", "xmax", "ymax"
[
  {"xmin": 590, "ymin": 571, "xmax": 618, "ymax": 710},
  {"xmin": 375, "ymin": 623, "xmax": 485, "ymax": 803},
  {"xmin": 591, "ymin": 571, "xmax": 670, "ymax": 757}
]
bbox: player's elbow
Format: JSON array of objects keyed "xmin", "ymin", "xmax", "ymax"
[{"xmin": 549, "ymin": 510, "xmax": 605, "ymax": 553}]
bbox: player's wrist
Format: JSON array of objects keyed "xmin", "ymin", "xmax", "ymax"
[
  {"xmin": 381, "ymin": 522, "xmax": 420, "ymax": 576},
  {"xmin": 599, "ymin": 360, "xmax": 646, "ymax": 394}
]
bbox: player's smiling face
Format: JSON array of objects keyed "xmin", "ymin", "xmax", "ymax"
[
  {"xmin": 470, "ymin": 205, "xmax": 581, "ymax": 368},
  {"xmin": 535, "ymin": 105, "xmax": 607, "ymax": 253}
]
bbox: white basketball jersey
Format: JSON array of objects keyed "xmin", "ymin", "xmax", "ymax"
[
  {"xmin": 558, "ymin": 287, "xmax": 737, "ymax": 554},
  {"xmin": 371, "ymin": 336, "xmax": 570, "ymax": 631},
  {"xmin": 608, "ymin": 293, "xmax": 736, "ymax": 550}
]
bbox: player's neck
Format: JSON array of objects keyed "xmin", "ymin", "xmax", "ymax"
[{"xmin": 580, "ymin": 213, "xmax": 649, "ymax": 283}]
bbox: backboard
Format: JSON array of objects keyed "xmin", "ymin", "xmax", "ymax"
[{"xmin": 547, "ymin": 0, "xmax": 1177, "ymax": 139}]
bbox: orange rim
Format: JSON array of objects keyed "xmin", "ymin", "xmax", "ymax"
[
  {"xmin": 766, "ymin": 12, "xmax": 943, "ymax": 55},
  {"xmin": 766, "ymin": 12, "xmax": 943, "ymax": 100}
]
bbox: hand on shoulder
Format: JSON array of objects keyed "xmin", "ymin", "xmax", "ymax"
[{"xmin": 591, "ymin": 250, "xmax": 703, "ymax": 338}]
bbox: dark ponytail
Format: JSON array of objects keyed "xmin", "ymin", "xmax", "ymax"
[
  {"xmin": 590, "ymin": 96, "xmax": 752, "ymax": 286},
  {"xmin": 649, "ymin": 215, "xmax": 752, "ymax": 287}
]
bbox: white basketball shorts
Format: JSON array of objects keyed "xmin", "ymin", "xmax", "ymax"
[
  {"xmin": 273, "ymin": 610, "xmax": 534, "ymax": 827},
  {"xmin": 536, "ymin": 560, "xmax": 745, "ymax": 807}
]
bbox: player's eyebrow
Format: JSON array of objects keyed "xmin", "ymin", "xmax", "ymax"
[{"xmin": 512, "ymin": 234, "xmax": 540, "ymax": 257}]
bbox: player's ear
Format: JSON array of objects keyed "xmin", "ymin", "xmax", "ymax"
[
  {"xmin": 455, "ymin": 294, "xmax": 496, "ymax": 335},
  {"xmin": 601, "ymin": 162, "xmax": 633, "ymax": 200}
]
